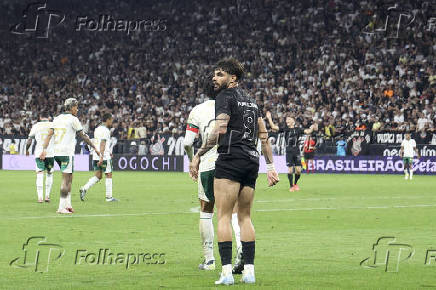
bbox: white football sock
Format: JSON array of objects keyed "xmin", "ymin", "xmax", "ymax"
[
  {"xmin": 45, "ymin": 172, "xmax": 53, "ymax": 198},
  {"xmin": 58, "ymin": 195, "xmax": 66, "ymax": 210},
  {"xmin": 66, "ymin": 192, "xmax": 72, "ymax": 208},
  {"xmin": 404, "ymin": 170, "xmax": 408, "ymax": 176},
  {"xmin": 244, "ymin": 264, "xmax": 255, "ymax": 273},
  {"xmin": 222, "ymin": 264, "xmax": 232, "ymax": 275},
  {"xmin": 231, "ymin": 213, "xmax": 242, "ymax": 252},
  {"xmin": 83, "ymin": 176, "xmax": 99, "ymax": 191},
  {"xmin": 105, "ymin": 178, "xmax": 112, "ymax": 199},
  {"xmin": 36, "ymin": 173, "xmax": 44, "ymax": 200},
  {"xmin": 199, "ymin": 211, "xmax": 214, "ymax": 262}
]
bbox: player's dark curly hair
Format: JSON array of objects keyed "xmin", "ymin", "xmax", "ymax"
[
  {"xmin": 215, "ymin": 58, "xmax": 245, "ymax": 81},
  {"xmin": 201, "ymin": 73, "xmax": 217, "ymax": 99}
]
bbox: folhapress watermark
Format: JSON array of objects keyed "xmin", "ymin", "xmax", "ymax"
[
  {"xmin": 10, "ymin": 2, "xmax": 65, "ymax": 38},
  {"xmin": 75, "ymin": 249, "xmax": 166, "ymax": 269},
  {"xmin": 9, "ymin": 236, "xmax": 65, "ymax": 273},
  {"xmin": 10, "ymin": 236, "xmax": 166, "ymax": 273},
  {"xmin": 10, "ymin": 1, "xmax": 166, "ymax": 38},
  {"xmin": 360, "ymin": 236, "xmax": 436, "ymax": 272},
  {"xmin": 75, "ymin": 15, "xmax": 166, "ymax": 35},
  {"xmin": 360, "ymin": 236, "xmax": 414, "ymax": 272}
]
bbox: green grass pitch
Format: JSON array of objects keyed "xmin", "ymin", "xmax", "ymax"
[{"xmin": 0, "ymin": 170, "xmax": 435, "ymax": 289}]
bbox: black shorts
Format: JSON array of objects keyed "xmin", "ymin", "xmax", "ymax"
[
  {"xmin": 304, "ymin": 151, "xmax": 315, "ymax": 160},
  {"xmin": 215, "ymin": 156, "xmax": 259, "ymax": 189},
  {"xmin": 286, "ymin": 151, "xmax": 301, "ymax": 167}
]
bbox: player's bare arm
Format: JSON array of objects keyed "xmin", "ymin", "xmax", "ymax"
[
  {"xmin": 25, "ymin": 137, "xmax": 33, "ymax": 156},
  {"xmin": 78, "ymin": 131, "xmax": 100, "ymax": 156},
  {"xmin": 39, "ymin": 128, "xmax": 54, "ymax": 160},
  {"xmin": 184, "ymin": 144, "xmax": 194, "ymax": 162},
  {"xmin": 258, "ymin": 117, "xmax": 279, "ymax": 186},
  {"xmin": 265, "ymin": 111, "xmax": 279, "ymax": 132},
  {"xmin": 400, "ymin": 146, "xmax": 404, "ymax": 157},
  {"xmin": 183, "ymin": 129, "xmax": 198, "ymax": 162},
  {"xmin": 98, "ymin": 139, "xmax": 106, "ymax": 166},
  {"xmin": 189, "ymin": 113, "xmax": 229, "ymax": 180}
]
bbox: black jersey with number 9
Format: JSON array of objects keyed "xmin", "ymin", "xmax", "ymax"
[{"xmin": 215, "ymin": 87, "xmax": 260, "ymax": 162}]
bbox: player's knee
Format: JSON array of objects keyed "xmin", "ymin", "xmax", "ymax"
[
  {"xmin": 238, "ymin": 213, "xmax": 252, "ymax": 227},
  {"xmin": 60, "ymin": 185, "xmax": 68, "ymax": 196},
  {"xmin": 201, "ymin": 201, "xmax": 214, "ymax": 213}
]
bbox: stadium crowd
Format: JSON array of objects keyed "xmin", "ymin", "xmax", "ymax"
[{"xmin": 0, "ymin": 0, "xmax": 435, "ymax": 146}]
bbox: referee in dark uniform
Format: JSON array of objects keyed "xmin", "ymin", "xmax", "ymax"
[
  {"xmin": 266, "ymin": 112, "xmax": 317, "ymax": 191},
  {"xmin": 190, "ymin": 58, "xmax": 279, "ymax": 285}
]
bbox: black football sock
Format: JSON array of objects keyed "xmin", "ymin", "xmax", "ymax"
[
  {"xmin": 288, "ymin": 174, "xmax": 293, "ymax": 187},
  {"xmin": 295, "ymin": 173, "xmax": 301, "ymax": 184},
  {"xmin": 218, "ymin": 241, "xmax": 232, "ymax": 265},
  {"xmin": 241, "ymin": 241, "xmax": 255, "ymax": 265}
]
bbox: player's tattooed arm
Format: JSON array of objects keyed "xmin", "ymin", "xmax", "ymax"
[
  {"xmin": 265, "ymin": 111, "xmax": 279, "ymax": 132},
  {"xmin": 258, "ymin": 117, "xmax": 273, "ymax": 164},
  {"xmin": 77, "ymin": 131, "xmax": 100, "ymax": 156},
  {"xmin": 39, "ymin": 129, "xmax": 54, "ymax": 160},
  {"xmin": 258, "ymin": 117, "xmax": 279, "ymax": 186},
  {"xmin": 189, "ymin": 113, "xmax": 229, "ymax": 181},
  {"xmin": 196, "ymin": 113, "xmax": 229, "ymax": 157}
]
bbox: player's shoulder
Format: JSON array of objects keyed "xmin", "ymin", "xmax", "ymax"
[
  {"xmin": 195, "ymin": 100, "xmax": 215, "ymax": 110},
  {"xmin": 69, "ymin": 114, "xmax": 80, "ymax": 122},
  {"xmin": 216, "ymin": 88, "xmax": 235, "ymax": 99}
]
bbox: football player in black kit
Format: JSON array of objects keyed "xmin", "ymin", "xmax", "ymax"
[
  {"xmin": 265, "ymin": 112, "xmax": 317, "ymax": 191},
  {"xmin": 190, "ymin": 58, "xmax": 279, "ymax": 285}
]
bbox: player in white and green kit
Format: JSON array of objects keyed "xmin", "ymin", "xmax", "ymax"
[
  {"xmin": 80, "ymin": 113, "xmax": 118, "ymax": 202},
  {"xmin": 26, "ymin": 112, "xmax": 55, "ymax": 203},
  {"xmin": 400, "ymin": 133, "xmax": 420, "ymax": 180},
  {"xmin": 40, "ymin": 98, "xmax": 100, "ymax": 214},
  {"xmin": 184, "ymin": 80, "xmax": 243, "ymax": 273}
]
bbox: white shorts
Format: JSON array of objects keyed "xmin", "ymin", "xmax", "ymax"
[{"xmin": 197, "ymin": 169, "xmax": 214, "ymax": 203}]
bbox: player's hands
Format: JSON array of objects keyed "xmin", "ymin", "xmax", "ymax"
[
  {"xmin": 266, "ymin": 111, "xmax": 272, "ymax": 120},
  {"xmin": 189, "ymin": 155, "xmax": 200, "ymax": 181},
  {"xmin": 39, "ymin": 150, "xmax": 47, "ymax": 160},
  {"xmin": 97, "ymin": 156, "xmax": 103, "ymax": 167},
  {"xmin": 267, "ymin": 169, "xmax": 280, "ymax": 187},
  {"xmin": 25, "ymin": 151, "xmax": 29, "ymax": 156}
]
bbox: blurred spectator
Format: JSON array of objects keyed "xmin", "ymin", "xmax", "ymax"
[
  {"xmin": 9, "ymin": 140, "xmax": 17, "ymax": 155},
  {"xmin": 138, "ymin": 141, "xmax": 147, "ymax": 155},
  {"xmin": 336, "ymin": 138, "xmax": 347, "ymax": 157}
]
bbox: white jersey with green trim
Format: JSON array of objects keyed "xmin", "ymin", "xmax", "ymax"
[
  {"xmin": 92, "ymin": 125, "xmax": 111, "ymax": 160},
  {"xmin": 52, "ymin": 113, "xmax": 83, "ymax": 156},
  {"xmin": 187, "ymin": 100, "xmax": 218, "ymax": 172},
  {"xmin": 29, "ymin": 121, "xmax": 55, "ymax": 158},
  {"xmin": 401, "ymin": 138, "xmax": 417, "ymax": 158}
]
